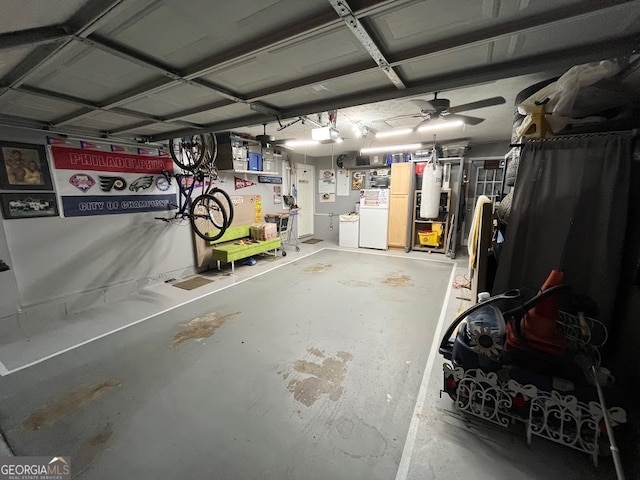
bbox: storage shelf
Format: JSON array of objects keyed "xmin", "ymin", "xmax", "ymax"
[
  {"xmin": 412, "ymin": 244, "xmax": 446, "ymax": 253},
  {"xmin": 411, "ymin": 188, "xmax": 450, "ymax": 254},
  {"xmin": 219, "ymin": 169, "xmax": 280, "ymax": 175}
]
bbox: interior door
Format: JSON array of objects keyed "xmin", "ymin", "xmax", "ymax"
[
  {"xmin": 296, "ymin": 164, "xmax": 314, "ymax": 237},
  {"xmin": 463, "ymin": 158, "xmax": 505, "ymax": 245}
]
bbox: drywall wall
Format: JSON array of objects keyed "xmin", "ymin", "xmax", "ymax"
[
  {"xmin": 0, "ymin": 126, "xmax": 297, "ymax": 321},
  {"xmin": 468, "ymin": 140, "xmax": 511, "ymax": 158},
  {"xmin": 312, "ymin": 155, "xmax": 361, "ymax": 243},
  {"xmin": 0, "ymin": 219, "xmax": 19, "ymax": 318}
]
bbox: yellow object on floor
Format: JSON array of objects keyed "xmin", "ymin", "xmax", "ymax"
[{"xmin": 418, "ymin": 230, "xmax": 441, "ymax": 247}]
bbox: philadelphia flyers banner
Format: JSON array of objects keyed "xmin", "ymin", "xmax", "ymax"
[{"xmin": 50, "ymin": 146, "xmax": 177, "ymax": 217}]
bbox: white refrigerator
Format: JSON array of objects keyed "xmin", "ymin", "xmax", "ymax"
[{"xmin": 358, "ymin": 189, "xmax": 389, "ymax": 250}]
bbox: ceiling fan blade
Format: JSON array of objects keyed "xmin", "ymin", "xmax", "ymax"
[
  {"xmin": 445, "ymin": 113, "xmax": 485, "ymax": 125},
  {"xmin": 446, "ymin": 96, "xmax": 506, "ymax": 114},
  {"xmin": 414, "ymin": 117, "xmax": 433, "ymax": 130},
  {"xmin": 273, "ymin": 138, "xmax": 295, "ymax": 144},
  {"xmin": 386, "ymin": 112, "xmax": 425, "ymax": 121}
]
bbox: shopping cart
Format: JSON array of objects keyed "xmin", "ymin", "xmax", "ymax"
[{"xmin": 265, "ymin": 208, "xmax": 300, "ymax": 256}]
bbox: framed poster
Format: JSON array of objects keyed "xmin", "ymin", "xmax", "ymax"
[
  {"xmin": 1, "ymin": 192, "xmax": 59, "ymax": 219},
  {"xmin": 351, "ymin": 170, "xmax": 365, "ymax": 190},
  {"xmin": 318, "ymin": 169, "xmax": 336, "ymax": 194},
  {"xmin": 0, "ymin": 142, "xmax": 53, "ymax": 190}
]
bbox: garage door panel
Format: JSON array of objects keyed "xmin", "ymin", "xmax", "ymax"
[{"xmin": 25, "ymin": 42, "xmax": 161, "ymax": 103}]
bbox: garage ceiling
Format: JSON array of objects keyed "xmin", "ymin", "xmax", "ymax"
[{"xmin": 1, "ymin": 0, "xmax": 640, "ymax": 156}]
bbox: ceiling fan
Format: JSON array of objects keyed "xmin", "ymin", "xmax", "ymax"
[
  {"xmin": 255, "ymin": 123, "xmax": 292, "ymax": 148},
  {"xmin": 409, "ymin": 92, "xmax": 506, "ymax": 129}
]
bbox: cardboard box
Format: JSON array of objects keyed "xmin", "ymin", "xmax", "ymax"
[{"xmin": 250, "ymin": 222, "xmax": 277, "ymax": 241}]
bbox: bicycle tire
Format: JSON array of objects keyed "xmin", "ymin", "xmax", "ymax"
[
  {"xmin": 190, "ymin": 194, "xmax": 228, "ymax": 242},
  {"xmin": 200, "ymin": 133, "xmax": 218, "ymax": 170},
  {"xmin": 207, "ymin": 186, "xmax": 234, "ymax": 227},
  {"xmin": 170, "ymin": 134, "xmax": 206, "ymax": 171}
]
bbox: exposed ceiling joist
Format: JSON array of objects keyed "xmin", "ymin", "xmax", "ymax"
[
  {"xmin": 17, "ymin": 85, "xmax": 100, "ymax": 109},
  {"xmin": 75, "ymin": 35, "xmax": 247, "ymax": 104},
  {"xmin": 328, "ymin": 0, "xmax": 406, "ymax": 89},
  {"xmin": 0, "ymin": 26, "xmax": 71, "ymax": 51},
  {"xmin": 181, "ymin": 11, "xmax": 343, "ymax": 79},
  {"xmin": 66, "ymin": 0, "xmax": 127, "ymax": 37},
  {"xmin": 162, "ymin": 100, "xmax": 237, "ymax": 122},
  {"xmin": 0, "ymin": 0, "xmax": 126, "ymax": 96},
  {"xmin": 13, "ymin": 86, "xmax": 204, "ymax": 130},
  {"xmin": 148, "ymin": 33, "xmax": 640, "ymax": 142},
  {"xmin": 180, "ymin": 0, "xmax": 398, "ymax": 80},
  {"xmin": 0, "ymin": 112, "xmax": 107, "ymax": 139},
  {"xmin": 107, "ymin": 120, "xmax": 162, "ymax": 135},
  {"xmin": 387, "ymin": 0, "xmax": 634, "ymax": 66},
  {"xmin": 0, "ymin": 43, "xmax": 72, "ymax": 90},
  {"xmin": 1, "ymin": 0, "xmax": 639, "ymax": 150}
]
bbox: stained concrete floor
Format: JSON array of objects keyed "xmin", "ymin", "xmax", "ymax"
[{"xmin": 0, "ymin": 245, "xmax": 634, "ymax": 479}]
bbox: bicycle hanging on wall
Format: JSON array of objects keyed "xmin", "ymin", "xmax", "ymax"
[{"xmin": 156, "ymin": 133, "xmax": 234, "ymax": 241}]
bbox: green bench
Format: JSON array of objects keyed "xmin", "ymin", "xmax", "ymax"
[{"xmin": 210, "ymin": 224, "xmax": 281, "ymax": 273}]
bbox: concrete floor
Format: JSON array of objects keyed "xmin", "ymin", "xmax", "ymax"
[{"xmin": 0, "ymin": 243, "xmax": 632, "ymax": 479}]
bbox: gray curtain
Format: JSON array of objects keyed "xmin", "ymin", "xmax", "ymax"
[{"xmin": 493, "ymin": 133, "xmax": 635, "ymax": 328}]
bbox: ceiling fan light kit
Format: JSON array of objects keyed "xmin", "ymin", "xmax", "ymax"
[{"xmin": 415, "ymin": 119, "xmax": 465, "ymax": 133}]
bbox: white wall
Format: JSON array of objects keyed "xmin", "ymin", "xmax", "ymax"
[
  {"xmin": 0, "ymin": 219, "xmax": 20, "ymax": 318},
  {"xmin": 0, "ymin": 126, "xmax": 296, "ymax": 322},
  {"xmin": 312, "ymin": 156, "xmax": 361, "ymax": 242}
]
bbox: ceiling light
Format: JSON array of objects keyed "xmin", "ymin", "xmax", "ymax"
[
  {"xmin": 415, "ymin": 119, "xmax": 464, "ymax": 133},
  {"xmin": 375, "ymin": 128, "xmax": 413, "ymax": 139},
  {"xmin": 360, "ymin": 143, "xmax": 422, "ymax": 154},
  {"xmin": 284, "ymin": 140, "xmax": 320, "ymax": 147},
  {"xmin": 352, "ymin": 123, "xmax": 370, "ymax": 139}
]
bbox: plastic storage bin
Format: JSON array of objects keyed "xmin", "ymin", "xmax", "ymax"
[
  {"xmin": 418, "ymin": 230, "xmax": 440, "ymax": 247},
  {"xmin": 248, "ymin": 152, "xmax": 263, "ymax": 171}
]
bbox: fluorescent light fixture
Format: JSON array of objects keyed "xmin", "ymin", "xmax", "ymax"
[
  {"xmin": 415, "ymin": 119, "xmax": 464, "ymax": 133},
  {"xmin": 360, "ymin": 143, "xmax": 422, "ymax": 154},
  {"xmin": 375, "ymin": 128, "xmax": 413, "ymax": 139},
  {"xmin": 284, "ymin": 140, "xmax": 320, "ymax": 147}
]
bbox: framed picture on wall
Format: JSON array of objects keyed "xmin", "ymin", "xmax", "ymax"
[
  {"xmin": 0, "ymin": 141, "xmax": 53, "ymax": 190},
  {"xmin": 0, "ymin": 192, "xmax": 59, "ymax": 219},
  {"xmin": 351, "ymin": 170, "xmax": 365, "ymax": 190}
]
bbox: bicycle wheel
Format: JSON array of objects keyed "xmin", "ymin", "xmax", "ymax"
[
  {"xmin": 207, "ymin": 187, "xmax": 234, "ymax": 227},
  {"xmin": 190, "ymin": 194, "xmax": 228, "ymax": 242},
  {"xmin": 200, "ymin": 133, "xmax": 218, "ymax": 170},
  {"xmin": 170, "ymin": 134, "xmax": 206, "ymax": 171}
]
